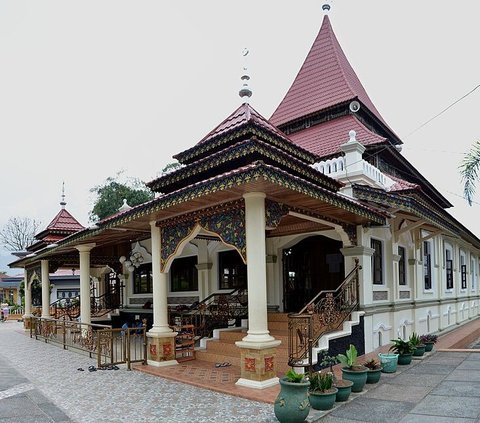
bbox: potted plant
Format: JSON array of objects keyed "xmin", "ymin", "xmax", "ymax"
[
  {"xmin": 389, "ymin": 337, "xmax": 415, "ymax": 365},
  {"xmin": 336, "ymin": 344, "xmax": 368, "ymax": 392},
  {"xmin": 274, "ymin": 369, "xmax": 310, "ymax": 423},
  {"xmin": 420, "ymin": 333, "xmax": 438, "ymax": 352},
  {"xmin": 409, "ymin": 332, "xmax": 426, "ymax": 357},
  {"xmin": 378, "ymin": 352, "xmax": 399, "ymax": 373},
  {"xmin": 318, "ymin": 352, "xmax": 353, "ymax": 402},
  {"xmin": 308, "ymin": 371, "xmax": 338, "ymax": 410},
  {"xmin": 363, "ymin": 358, "xmax": 382, "ymax": 384}
]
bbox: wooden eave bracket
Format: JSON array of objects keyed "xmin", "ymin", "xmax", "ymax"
[
  {"xmin": 394, "ymin": 219, "xmax": 426, "ymax": 243},
  {"xmin": 415, "ymin": 229, "xmax": 443, "ymax": 249}
]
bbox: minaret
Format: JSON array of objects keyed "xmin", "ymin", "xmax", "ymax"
[
  {"xmin": 238, "ymin": 48, "xmax": 252, "ymax": 103},
  {"xmin": 60, "ymin": 182, "xmax": 66, "ymax": 209}
]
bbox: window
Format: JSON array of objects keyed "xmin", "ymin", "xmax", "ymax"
[
  {"xmin": 371, "ymin": 239, "xmax": 383, "ymax": 285},
  {"xmin": 171, "ymin": 256, "xmax": 198, "ymax": 292},
  {"xmin": 398, "ymin": 246, "xmax": 406, "ymax": 285},
  {"xmin": 423, "ymin": 241, "xmax": 432, "ymax": 290},
  {"xmin": 472, "ymin": 257, "xmax": 477, "ymax": 290},
  {"xmin": 218, "ymin": 250, "xmax": 247, "ymax": 290},
  {"xmin": 446, "ymin": 249, "xmax": 453, "ymax": 290},
  {"xmin": 461, "ymin": 253, "xmax": 467, "ymax": 290},
  {"xmin": 133, "ymin": 263, "xmax": 152, "ymax": 294}
]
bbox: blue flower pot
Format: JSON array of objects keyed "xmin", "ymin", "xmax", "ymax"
[{"xmin": 274, "ymin": 378, "xmax": 310, "ymax": 423}]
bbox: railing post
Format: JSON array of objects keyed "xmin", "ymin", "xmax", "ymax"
[
  {"xmin": 30, "ymin": 317, "xmax": 33, "ymax": 338},
  {"xmin": 354, "ymin": 258, "xmax": 360, "ymax": 308},
  {"xmin": 62, "ymin": 319, "xmax": 66, "ymax": 349},
  {"xmin": 126, "ymin": 328, "xmax": 131, "ymax": 370},
  {"xmin": 307, "ymin": 314, "xmax": 313, "ymax": 377},
  {"xmin": 97, "ymin": 330, "xmax": 101, "ymax": 369},
  {"xmin": 142, "ymin": 319, "xmax": 147, "ymax": 365}
]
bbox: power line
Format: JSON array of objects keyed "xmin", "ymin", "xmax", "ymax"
[{"xmin": 406, "ymin": 84, "xmax": 480, "ymax": 138}]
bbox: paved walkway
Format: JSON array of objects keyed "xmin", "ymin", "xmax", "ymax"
[{"xmin": 1, "ymin": 319, "xmax": 480, "ymax": 422}]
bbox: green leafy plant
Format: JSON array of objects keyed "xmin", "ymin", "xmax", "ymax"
[
  {"xmin": 389, "ymin": 337, "xmax": 415, "ymax": 355},
  {"xmin": 420, "ymin": 334, "xmax": 438, "ymax": 344},
  {"xmin": 284, "ymin": 369, "xmax": 305, "ymax": 383},
  {"xmin": 363, "ymin": 359, "xmax": 381, "ymax": 370},
  {"xmin": 309, "ymin": 371, "xmax": 334, "ymax": 393},
  {"xmin": 409, "ymin": 332, "xmax": 423, "ymax": 347},
  {"xmin": 319, "ymin": 352, "xmax": 338, "ymax": 381},
  {"xmin": 336, "ymin": 344, "xmax": 361, "ymax": 369}
]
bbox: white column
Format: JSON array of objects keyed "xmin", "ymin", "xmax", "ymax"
[
  {"xmin": 23, "ymin": 269, "xmax": 32, "ymax": 318},
  {"xmin": 76, "ymin": 244, "xmax": 95, "ymax": 325},
  {"xmin": 41, "ymin": 260, "xmax": 50, "ymax": 318},
  {"xmin": 238, "ymin": 192, "xmax": 275, "ymax": 344},
  {"xmin": 195, "ymin": 239, "xmax": 211, "ymax": 301},
  {"xmin": 149, "ymin": 221, "xmax": 172, "ymax": 334}
]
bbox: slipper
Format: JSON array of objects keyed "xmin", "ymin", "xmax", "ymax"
[
  {"xmin": 223, "ymin": 362, "xmax": 232, "ymax": 367},
  {"xmin": 77, "ymin": 368, "xmax": 84, "ymax": 371},
  {"xmin": 112, "ymin": 365, "xmax": 119, "ymax": 370},
  {"xmin": 88, "ymin": 366, "xmax": 97, "ymax": 372},
  {"xmin": 98, "ymin": 366, "xmax": 107, "ymax": 370},
  {"xmin": 215, "ymin": 363, "xmax": 222, "ymax": 368}
]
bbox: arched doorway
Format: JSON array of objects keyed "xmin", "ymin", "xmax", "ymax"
[{"xmin": 282, "ymin": 235, "xmax": 344, "ymax": 312}]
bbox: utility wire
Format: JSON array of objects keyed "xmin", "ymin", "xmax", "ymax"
[{"xmin": 406, "ymin": 84, "xmax": 480, "ymax": 138}]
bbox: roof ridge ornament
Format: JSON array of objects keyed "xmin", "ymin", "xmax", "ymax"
[
  {"xmin": 60, "ymin": 181, "xmax": 66, "ymax": 209},
  {"xmin": 239, "ymin": 48, "xmax": 252, "ymax": 103},
  {"xmin": 322, "ymin": 2, "xmax": 331, "ymax": 13}
]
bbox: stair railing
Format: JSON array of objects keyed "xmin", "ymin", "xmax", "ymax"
[
  {"xmin": 90, "ymin": 292, "xmax": 121, "ymax": 318},
  {"xmin": 288, "ymin": 259, "xmax": 361, "ymax": 372},
  {"xmin": 178, "ymin": 288, "xmax": 248, "ymax": 339},
  {"xmin": 50, "ymin": 296, "xmax": 81, "ymax": 320}
]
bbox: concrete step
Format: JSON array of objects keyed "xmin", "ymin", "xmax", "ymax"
[
  {"xmin": 195, "ymin": 350, "xmax": 241, "ymax": 367},
  {"xmin": 267, "ymin": 320, "xmax": 289, "ymax": 331}
]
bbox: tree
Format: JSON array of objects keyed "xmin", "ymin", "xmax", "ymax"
[
  {"xmin": 89, "ymin": 171, "xmax": 154, "ymax": 222},
  {"xmin": 460, "ymin": 140, "xmax": 480, "ymax": 205},
  {"xmin": 0, "ymin": 217, "xmax": 41, "ymax": 251}
]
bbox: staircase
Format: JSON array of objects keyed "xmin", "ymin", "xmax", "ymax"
[{"xmin": 195, "ymin": 313, "xmax": 291, "ymax": 375}]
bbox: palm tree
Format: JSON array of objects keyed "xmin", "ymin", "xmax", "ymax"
[{"xmin": 461, "ymin": 140, "xmax": 480, "ymax": 206}]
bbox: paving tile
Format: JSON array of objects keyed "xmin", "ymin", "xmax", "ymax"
[
  {"xmin": 25, "ymin": 389, "xmax": 50, "ymax": 404},
  {"xmin": 424, "ymin": 356, "xmax": 465, "ymax": 366},
  {"xmin": 399, "ymin": 414, "xmax": 476, "ymax": 423},
  {"xmin": 386, "ymin": 372, "xmax": 446, "ymax": 387},
  {"xmin": 0, "ymin": 377, "xmax": 29, "ymax": 390},
  {"xmin": 431, "ymin": 380, "xmax": 480, "ymax": 397},
  {"xmin": 457, "ymin": 360, "xmax": 480, "ymax": 370},
  {"xmin": 330, "ymin": 397, "xmax": 415, "ymax": 423},
  {"xmin": 402, "ymin": 364, "xmax": 457, "ymax": 375},
  {"xmin": 0, "ymin": 395, "xmax": 47, "ymax": 418},
  {"xmin": 39, "ymin": 402, "xmax": 71, "ymax": 422},
  {"xmin": 313, "ymin": 416, "xmax": 365, "ymax": 423},
  {"xmin": 446, "ymin": 369, "xmax": 480, "ymax": 382},
  {"xmin": 465, "ymin": 353, "xmax": 480, "ymax": 361},
  {"xmin": 411, "ymin": 394, "xmax": 480, "ymax": 418},
  {"xmin": 362, "ymin": 383, "xmax": 431, "ymax": 402}
]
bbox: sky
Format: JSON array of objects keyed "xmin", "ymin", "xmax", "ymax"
[{"xmin": 1, "ymin": 1, "xmax": 480, "ymax": 273}]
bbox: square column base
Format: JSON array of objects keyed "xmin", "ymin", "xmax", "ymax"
[
  {"xmin": 147, "ymin": 332, "xmax": 178, "ymax": 367},
  {"xmin": 235, "ymin": 342, "xmax": 281, "ymax": 389},
  {"xmin": 23, "ymin": 316, "xmax": 33, "ymax": 330}
]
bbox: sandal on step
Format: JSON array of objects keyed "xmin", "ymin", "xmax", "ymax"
[{"xmin": 88, "ymin": 366, "xmax": 97, "ymax": 372}]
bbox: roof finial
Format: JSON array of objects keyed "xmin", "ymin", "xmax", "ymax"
[
  {"xmin": 60, "ymin": 181, "xmax": 66, "ymax": 209},
  {"xmin": 322, "ymin": 2, "xmax": 331, "ymax": 13},
  {"xmin": 239, "ymin": 48, "xmax": 252, "ymax": 103}
]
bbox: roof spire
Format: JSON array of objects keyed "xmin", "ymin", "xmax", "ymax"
[
  {"xmin": 60, "ymin": 182, "xmax": 66, "ymax": 209},
  {"xmin": 239, "ymin": 48, "xmax": 252, "ymax": 103}
]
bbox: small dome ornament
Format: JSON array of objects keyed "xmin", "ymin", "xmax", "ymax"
[
  {"xmin": 60, "ymin": 182, "xmax": 66, "ymax": 209},
  {"xmin": 322, "ymin": 4, "xmax": 331, "ymax": 12},
  {"xmin": 348, "ymin": 130, "xmax": 357, "ymax": 143},
  {"xmin": 239, "ymin": 48, "xmax": 252, "ymax": 102}
]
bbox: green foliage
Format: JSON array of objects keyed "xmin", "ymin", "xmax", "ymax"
[
  {"xmin": 309, "ymin": 371, "xmax": 333, "ymax": 393},
  {"xmin": 284, "ymin": 369, "xmax": 305, "ymax": 383},
  {"xmin": 420, "ymin": 333, "xmax": 438, "ymax": 344},
  {"xmin": 460, "ymin": 140, "xmax": 480, "ymax": 205},
  {"xmin": 409, "ymin": 332, "xmax": 422, "ymax": 347},
  {"xmin": 161, "ymin": 161, "xmax": 182, "ymax": 174},
  {"xmin": 89, "ymin": 171, "xmax": 154, "ymax": 222},
  {"xmin": 363, "ymin": 359, "xmax": 381, "ymax": 370},
  {"xmin": 389, "ymin": 337, "xmax": 415, "ymax": 355},
  {"xmin": 336, "ymin": 344, "xmax": 359, "ymax": 369}
]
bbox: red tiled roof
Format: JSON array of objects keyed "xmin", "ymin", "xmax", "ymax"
[
  {"xmin": 197, "ymin": 103, "xmax": 294, "ymax": 146},
  {"xmin": 270, "ymin": 15, "xmax": 389, "ymax": 129},
  {"xmin": 45, "ymin": 209, "xmax": 84, "ymax": 233},
  {"xmin": 387, "ymin": 174, "xmax": 420, "ymax": 192},
  {"xmin": 288, "ymin": 115, "xmax": 386, "ymax": 158}
]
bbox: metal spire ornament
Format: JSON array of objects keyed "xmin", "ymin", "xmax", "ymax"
[
  {"xmin": 60, "ymin": 181, "xmax": 66, "ymax": 209},
  {"xmin": 239, "ymin": 48, "xmax": 252, "ymax": 103}
]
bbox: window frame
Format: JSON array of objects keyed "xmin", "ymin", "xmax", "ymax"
[
  {"xmin": 445, "ymin": 246, "xmax": 453, "ymax": 290},
  {"xmin": 423, "ymin": 240, "xmax": 432, "ymax": 291},
  {"xmin": 398, "ymin": 245, "xmax": 407, "ymax": 286},
  {"xmin": 460, "ymin": 251, "xmax": 467, "ymax": 290},
  {"xmin": 218, "ymin": 250, "xmax": 247, "ymax": 290},
  {"xmin": 371, "ymin": 238, "xmax": 383, "ymax": 285},
  {"xmin": 133, "ymin": 263, "xmax": 153, "ymax": 294},
  {"xmin": 170, "ymin": 256, "xmax": 198, "ymax": 293}
]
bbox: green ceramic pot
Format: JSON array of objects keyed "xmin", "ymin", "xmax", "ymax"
[
  {"xmin": 309, "ymin": 388, "xmax": 338, "ymax": 410},
  {"xmin": 366, "ymin": 368, "xmax": 382, "ymax": 384},
  {"xmin": 398, "ymin": 353, "xmax": 413, "ymax": 365},
  {"xmin": 274, "ymin": 378, "xmax": 310, "ymax": 423},
  {"xmin": 424, "ymin": 342, "xmax": 434, "ymax": 352},
  {"xmin": 334, "ymin": 380, "xmax": 353, "ymax": 402},
  {"xmin": 378, "ymin": 353, "xmax": 398, "ymax": 373},
  {"xmin": 413, "ymin": 344, "xmax": 426, "ymax": 357},
  {"xmin": 341, "ymin": 367, "xmax": 368, "ymax": 392}
]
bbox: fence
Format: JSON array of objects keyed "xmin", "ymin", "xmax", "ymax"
[{"xmin": 30, "ymin": 317, "xmax": 147, "ymax": 370}]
